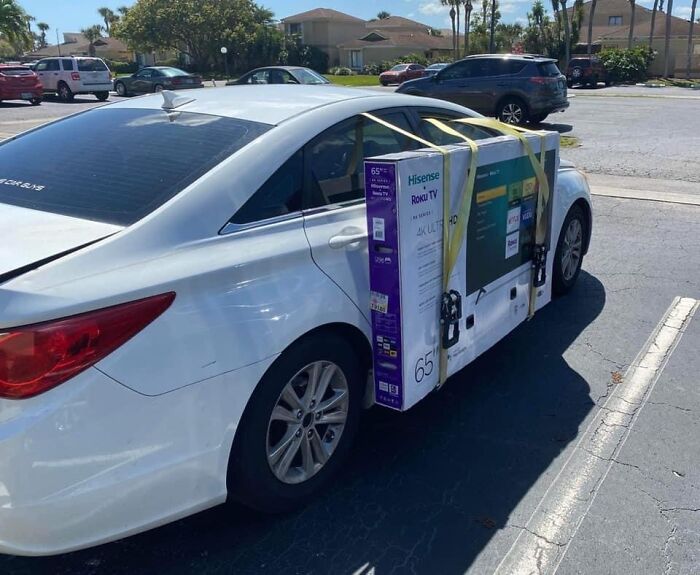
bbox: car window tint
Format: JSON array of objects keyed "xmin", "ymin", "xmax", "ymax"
[
  {"xmin": 538, "ymin": 62, "xmax": 561, "ymax": 77},
  {"xmin": 77, "ymin": 59, "xmax": 108, "ymax": 72},
  {"xmin": 0, "ymin": 67, "xmax": 33, "ymax": 76},
  {"xmin": 0, "ymin": 109, "xmax": 271, "ymax": 226},
  {"xmin": 161, "ymin": 68, "xmax": 189, "ymax": 77},
  {"xmin": 231, "ymin": 150, "xmax": 303, "ymax": 224},
  {"xmin": 305, "ymin": 112, "xmax": 416, "ymax": 208},
  {"xmin": 45, "ymin": 60, "xmax": 60, "ymax": 71},
  {"xmin": 418, "ymin": 112, "xmax": 493, "ymax": 145},
  {"xmin": 249, "ymin": 70, "xmax": 268, "ymax": 84},
  {"xmin": 61, "ymin": 59, "xmax": 74, "ymax": 71},
  {"xmin": 439, "ymin": 61, "xmax": 471, "ymax": 80},
  {"xmin": 137, "ymin": 69, "xmax": 152, "ymax": 78},
  {"xmin": 35, "ymin": 61, "xmax": 47, "ymax": 71}
]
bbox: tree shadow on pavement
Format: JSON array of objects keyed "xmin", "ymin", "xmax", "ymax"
[{"xmin": 2, "ymin": 272, "xmax": 605, "ymax": 575}]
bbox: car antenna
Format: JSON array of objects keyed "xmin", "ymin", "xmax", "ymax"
[{"xmin": 161, "ymin": 90, "xmax": 195, "ymax": 111}]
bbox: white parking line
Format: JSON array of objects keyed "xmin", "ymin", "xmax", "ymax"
[{"xmin": 493, "ymin": 296, "xmax": 699, "ymax": 575}]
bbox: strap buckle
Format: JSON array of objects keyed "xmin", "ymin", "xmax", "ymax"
[
  {"xmin": 532, "ymin": 244, "xmax": 548, "ymax": 288},
  {"xmin": 440, "ymin": 290, "xmax": 462, "ymax": 349}
]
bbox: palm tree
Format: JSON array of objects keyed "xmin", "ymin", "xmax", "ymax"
[
  {"xmin": 37, "ymin": 21, "xmax": 48, "ymax": 48},
  {"xmin": 627, "ymin": 0, "xmax": 636, "ymax": 49},
  {"xmin": 116, "ymin": 5, "xmax": 130, "ymax": 17},
  {"xmin": 376, "ymin": 11, "xmax": 391, "ymax": 19},
  {"xmin": 0, "ymin": 0, "xmax": 32, "ymax": 50},
  {"xmin": 663, "ymin": 0, "xmax": 673, "ymax": 76},
  {"xmin": 560, "ymin": 0, "xmax": 572, "ymax": 68},
  {"xmin": 442, "ymin": 0, "xmax": 458, "ymax": 58},
  {"xmin": 98, "ymin": 7, "xmax": 115, "ymax": 35},
  {"xmin": 455, "ymin": 0, "xmax": 461, "ymax": 58},
  {"xmin": 464, "ymin": 0, "xmax": 472, "ymax": 54},
  {"xmin": 81, "ymin": 24, "xmax": 103, "ymax": 57},
  {"xmin": 648, "ymin": 0, "xmax": 659, "ymax": 47},
  {"xmin": 586, "ymin": 0, "xmax": 598, "ymax": 56},
  {"xmin": 687, "ymin": 0, "xmax": 697, "ymax": 79}
]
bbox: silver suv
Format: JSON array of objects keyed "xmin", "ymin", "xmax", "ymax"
[
  {"xmin": 35, "ymin": 57, "xmax": 112, "ymax": 102},
  {"xmin": 397, "ymin": 54, "xmax": 569, "ymax": 125}
]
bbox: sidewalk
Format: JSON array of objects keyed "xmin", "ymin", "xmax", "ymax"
[
  {"xmin": 586, "ymin": 173, "xmax": 700, "ymax": 206},
  {"xmin": 570, "ymin": 85, "xmax": 700, "ymax": 100}
]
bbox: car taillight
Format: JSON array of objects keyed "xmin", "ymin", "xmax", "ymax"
[
  {"xmin": 0, "ymin": 293, "xmax": 175, "ymax": 399},
  {"xmin": 172, "ymin": 78, "xmax": 182, "ymax": 85},
  {"xmin": 71, "ymin": 72, "xmax": 81, "ymax": 81}
]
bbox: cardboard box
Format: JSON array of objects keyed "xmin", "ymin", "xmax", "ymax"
[{"xmin": 365, "ymin": 133, "xmax": 559, "ymax": 410}]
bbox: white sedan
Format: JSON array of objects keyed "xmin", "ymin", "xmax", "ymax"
[{"xmin": 0, "ymin": 86, "xmax": 592, "ymax": 555}]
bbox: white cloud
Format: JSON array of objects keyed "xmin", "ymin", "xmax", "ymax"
[
  {"xmin": 500, "ymin": 3, "xmax": 518, "ymax": 14},
  {"xmin": 419, "ymin": 1, "xmax": 447, "ymax": 16},
  {"xmin": 674, "ymin": 6, "xmax": 694, "ymax": 19},
  {"xmin": 516, "ymin": 16, "xmax": 529, "ymax": 25}
]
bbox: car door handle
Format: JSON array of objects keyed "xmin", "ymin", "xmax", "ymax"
[{"xmin": 329, "ymin": 227, "xmax": 367, "ymax": 249}]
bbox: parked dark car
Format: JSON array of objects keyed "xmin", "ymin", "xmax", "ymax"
[
  {"xmin": 566, "ymin": 56, "xmax": 609, "ymax": 88},
  {"xmin": 424, "ymin": 62, "xmax": 450, "ymax": 77},
  {"xmin": 231, "ymin": 66, "xmax": 330, "ymax": 85},
  {"xmin": 379, "ymin": 63, "xmax": 425, "ymax": 86},
  {"xmin": 0, "ymin": 64, "xmax": 42, "ymax": 105},
  {"xmin": 114, "ymin": 67, "xmax": 203, "ymax": 96},
  {"xmin": 396, "ymin": 54, "xmax": 569, "ymax": 125}
]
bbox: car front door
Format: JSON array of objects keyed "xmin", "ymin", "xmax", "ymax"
[
  {"xmin": 36, "ymin": 59, "xmax": 59, "ymax": 91},
  {"xmin": 431, "ymin": 61, "xmax": 486, "ymax": 111},
  {"xmin": 302, "ymin": 110, "xmax": 419, "ymax": 321}
]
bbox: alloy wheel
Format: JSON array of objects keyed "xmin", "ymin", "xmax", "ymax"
[
  {"xmin": 266, "ymin": 361, "xmax": 349, "ymax": 485},
  {"xmin": 500, "ymin": 102, "xmax": 523, "ymax": 124},
  {"xmin": 561, "ymin": 217, "xmax": 583, "ymax": 281}
]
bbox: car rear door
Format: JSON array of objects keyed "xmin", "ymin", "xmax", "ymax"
[
  {"xmin": 36, "ymin": 59, "xmax": 59, "ymax": 91},
  {"xmin": 302, "ymin": 110, "xmax": 419, "ymax": 321},
  {"xmin": 432, "ymin": 61, "xmax": 487, "ymax": 112},
  {"xmin": 131, "ymin": 68, "xmax": 153, "ymax": 93}
]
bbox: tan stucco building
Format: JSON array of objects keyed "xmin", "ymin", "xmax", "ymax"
[
  {"xmin": 282, "ymin": 9, "xmax": 452, "ymax": 69},
  {"xmin": 573, "ymin": 0, "xmax": 699, "ymax": 77}
]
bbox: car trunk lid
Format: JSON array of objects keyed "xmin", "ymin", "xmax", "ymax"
[{"xmin": 0, "ymin": 203, "xmax": 121, "ymax": 283}]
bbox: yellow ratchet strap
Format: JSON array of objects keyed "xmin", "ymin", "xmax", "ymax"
[
  {"xmin": 361, "ymin": 113, "xmax": 479, "ymax": 388},
  {"xmin": 454, "ymin": 118, "xmax": 551, "ymax": 318}
]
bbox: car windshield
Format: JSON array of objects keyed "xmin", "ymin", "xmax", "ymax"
[
  {"xmin": 538, "ymin": 62, "xmax": 562, "ymax": 77},
  {"xmin": 293, "ymin": 68, "xmax": 328, "ymax": 84},
  {"xmin": 0, "ymin": 109, "xmax": 271, "ymax": 226},
  {"xmin": 0, "ymin": 67, "xmax": 33, "ymax": 76},
  {"xmin": 77, "ymin": 59, "xmax": 108, "ymax": 72},
  {"xmin": 160, "ymin": 67, "xmax": 190, "ymax": 77},
  {"xmin": 390, "ymin": 65, "xmax": 409, "ymax": 71}
]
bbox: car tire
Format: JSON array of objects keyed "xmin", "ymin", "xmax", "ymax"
[
  {"xmin": 30, "ymin": 97, "xmax": 41, "ymax": 106},
  {"xmin": 227, "ymin": 331, "xmax": 365, "ymax": 513},
  {"xmin": 115, "ymin": 82, "xmax": 128, "ymax": 97},
  {"xmin": 497, "ymin": 97, "xmax": 529, "ymax": 125},
  {"xmin": 530, "ymin": 113, "xmax": 548, "ymax": 124},
  {"xmin": 154, "ymin": 84, "xmax": 164, "ymax": 93},
  {"xmin": 95, "ymin": 91, "xmax": 109, "ymax": 101},
  {"xmin": 588, "ymin": 75, "xmax": 598, "ymax": 88},
  {"xmin": 57, "ymin": 82, "xmax": 74, "ymax": 103},
  {"xmin": 567, "ymin": 80, "xmax": 574, "ymax": 88},
  {"xmin": 553, "ymin": 204, "xmax": 587, "ymax": 295},
  {"xmin": 604, "ymin": 78, "xmax": 611, "ymax": 87}
]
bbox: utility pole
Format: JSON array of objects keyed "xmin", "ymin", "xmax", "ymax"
[{"xmin": 56, "ymin": 29, "xmax": 61, "ymax": 56}]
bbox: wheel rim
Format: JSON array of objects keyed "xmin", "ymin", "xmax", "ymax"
[
  {"xmin": 266, "ymin": 361, "xmax": 349, "ymax": 485},
  {"xmin": 500, "ymin": 103, "xmax": 523, "ymax": 124},
  {"xmin": 59, "ymin": 85, "xmax": 69, "ymax": 99},
  {"xmin": 561, "ymin": 218, "xmax": 583, "ymax": 281}
]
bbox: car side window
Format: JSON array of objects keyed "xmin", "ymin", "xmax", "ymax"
[
  {"xmin": 61, "ymin": 59, "xmax": 74, "ymax": 71},
  {"xmin": 439, "ymin": 61, "xmax": 473, "ymax": 81},
  {"xmin": 137, "ymin": 69, "xmax": 152, "ymax": 79},
  {"xmin": 151, "ymin": 69, "xmax": 163, "ymax": 77},
  {"xmin": 231, "ymin": 150, "xmax": 303, "ymax": 225},
  {"xmin": 45, "ymin": 60, "xmax": 60, "ymax": 71},
  {"xmin": 417, "ymin": 110, "xmax": 494, "ymax": 145},
  {"xmin": 249, "ymin": 71, "xmax": 268, "ymax": 84},
  {"xmin": 304, "ymin": 112, "xmax": 417, "ymax": 209},
  {"xmin": 35, "ymin": 61, "xmax": 47, "ymax": 71}
]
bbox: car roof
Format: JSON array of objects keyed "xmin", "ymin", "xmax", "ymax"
[
  {"xmin": 463, "ymin": 53, "xmax": 555, "ymax": 63},
  {"xmin": 249, "ymin": 66, "xmax": 308, "ymax": 72},
  {"xmin": 40, "ymin": 56, "xmax": 103, "ymax": 60},
  {"xmin": 102, "ymin": 85, "xmax": 393, "ymax": 125}
]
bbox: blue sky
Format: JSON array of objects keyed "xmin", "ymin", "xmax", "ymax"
[{"xmin": 21, "ymin": 0, "xmax": 697, "ymax": 38}]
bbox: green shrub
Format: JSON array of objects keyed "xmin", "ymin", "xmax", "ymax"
[
  {"xmin": 599, "ymin": 46, "xmax": 655, "ymax": 84},
  {"xmin": 330, "ymin": 66, "xmax": 353, "ymax": 76},
  {"xmin": 104, "ymin": 59, "xmax": 138, "ymax": 74}
]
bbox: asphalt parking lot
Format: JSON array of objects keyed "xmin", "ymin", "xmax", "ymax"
[{"xmin": 1, "ymin": 87, "xmax": 699, "ymax": 575}]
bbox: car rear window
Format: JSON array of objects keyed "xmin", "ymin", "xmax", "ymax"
[
  {"xmin": 0, "ymin": 67, "xmax": 33, "ymax": 76},
  {"xmin": 77, "ymin": 59, "xmax": 108, "ymax": 72},
  {"xmin": 538, "ymin": 62, "xmax": 562, "ymax": 77},
  {"xmin": 161, "ymin": 67, "xmax": 189, "ymax": 77},
  {"xmin": 0, "ymin": 109, "xmax": 271, "ymax": 226}
]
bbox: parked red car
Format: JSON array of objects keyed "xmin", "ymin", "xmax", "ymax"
[
  {"xmin": 0, "ymin": 64, "xmax": 43, "ymax": 105},
  {"xmin": 379, "ymin": 63, "xmax": 425, "ymax": 86}
]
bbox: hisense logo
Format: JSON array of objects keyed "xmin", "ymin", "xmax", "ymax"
[{"xmin": 408, "ymin": 172, "xmax": 439, "ymax": 186}]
